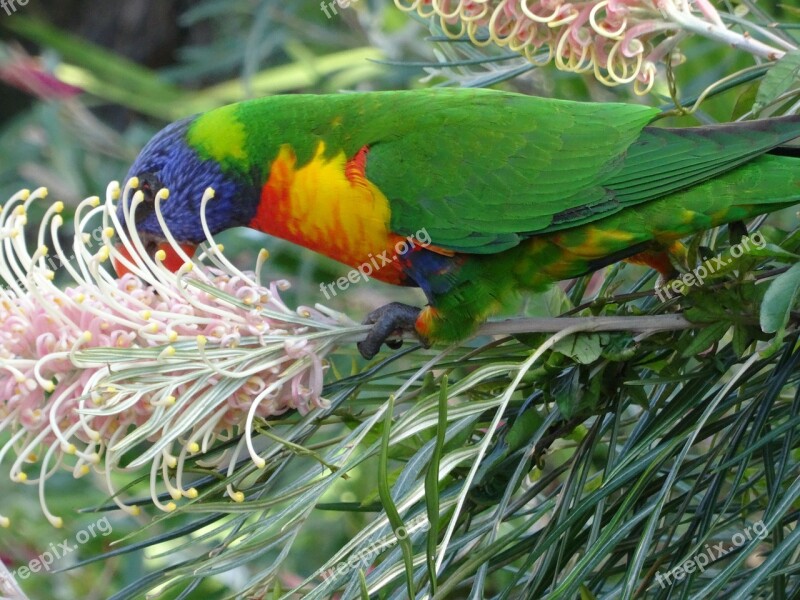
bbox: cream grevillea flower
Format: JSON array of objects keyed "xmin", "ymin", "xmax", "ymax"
[
  {"xmin": 0, "ymin": 182, "xmax": 365, "ymax": 527},
  {"xmin": 396, "ymin": 0, "xmax": 792, "ymax": 94}
]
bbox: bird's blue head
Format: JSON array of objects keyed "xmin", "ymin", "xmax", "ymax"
[{"xmin": 115, "ymin": 116, "xmax": 259, "ymax": 274}]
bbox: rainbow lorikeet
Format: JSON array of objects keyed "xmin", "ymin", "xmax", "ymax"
[{"xmin": 116, "ymin": 88, "xmax": 800, "ymax": 359}]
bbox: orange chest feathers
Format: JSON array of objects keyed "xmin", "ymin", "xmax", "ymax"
[{"xmin": 249, "ymin": 142, "xmax": 407, "ymax": 284}]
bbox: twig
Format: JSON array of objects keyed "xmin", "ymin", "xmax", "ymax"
[
  {"xmin": 476, "ymin": 314, "xmax": 695, "ymax": 337},
  {"xmin": 659, "ymin": 0, "xmax": 786, "ymax": 60}
]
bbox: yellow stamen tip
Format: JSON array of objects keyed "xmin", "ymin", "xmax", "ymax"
[
  {"xmin": 14, "ymin": 472, "xmax": 27, "ymax": 482},
  {"xmin": 188, "ymin": 442, "xmax": 200, "ymax": 453},
  {"xmin": 78, "ymin": 465, "xmax": 90, "ymax": 476},
  {"xmin": 196, "ymin": 335, "xmax": 207, "ymax": 347},
  {"xmin": 170, "ymin": 490, "xmax": 182, "ymax": 500},
  {"xmin": 216, "ymin": 243, "xmax": 224, "ymax": 252},
  {"xmin": 185, "ymin": 488, "xmax": 198, "ymax": 499},
  {"xmin": 157, "ymin": 188, "xmax": 169, "ymax": 200},
  {"xmin": 165, "ymin": 502, "xmax": 177, "ymax": 512},
  {"xmin": 167, "ymin": 331, "xmax": 178, "ymax": 342},
  {"xmin": 53, "ymin": 201, "xmax": 64, "ymax": 213},
  {"xmin": 141, "ymin": 310, "xmax": 152, "ymax": 320},
  {"xmin": 128, "ymin": 176, "xmax": 139, "ymax": 188},
  {"xmin": 62, "ymin": 443, "xmax": 77, "ymax": 455},
  {"xmin": 231, "ymin": 491, "xmax": 245, "ymax": 503},
  {"xmin": 155, "ymin": 249, "xmax": 167, "ymax": 262},
  {"xmin": 96, "ymin": 247, "xmax": 110, "ymax": 262},
  {"xmin": 50, "ymin": 516, "xmax": 63, "ymax": 529},
  {"xmin": 0, "ymin": 516, "xmax": 10, "ymax": 528},
  {"xmin": 253, "ymin": 457, "xmax": 266, "ymax": 469},
  {"xmin": 103, "ymin": 227, "xmax": 115, "ymax": 238},
  {"xmin": 129, "ymin": 505, "xmax": 141, "ymax": 516},
  {"xmin": 82, "ymin": 331, "xmax": 93, "ymax": 343},
  {"xmin": 259, "ymin": 249, "xmax": 269, "ymax": 260},
  {"xmin": 88, "ymin": 196, "xmax": 100, "ymax": 207},
  {"xmin": 45, "ymin": 270, "xmax": 55, "ymax": 280},
  {"xmin": 165, "ymin": 395, "xmax": 176, "ymax": 405}
]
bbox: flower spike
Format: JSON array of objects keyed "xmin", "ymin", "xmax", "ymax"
[{"xmin": 0, "ymin": 183, "xmax": 365, "ymax": 525}]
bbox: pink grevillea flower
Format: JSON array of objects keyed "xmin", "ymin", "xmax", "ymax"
[
  {"xmin": 396, "ymin": 0, "xmax": 793, "ymax": 94},
  {"xmin": 0, "ymin": 182, "xmax": 366, "ymax": 527}
]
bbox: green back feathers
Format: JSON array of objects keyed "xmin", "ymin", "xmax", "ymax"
[
  {"xmin": 187, "ymin": 88, "xmax": 659, "ymax": 248},
  {"xmin": 184, "ymin": 89, "xmax": 800, "ymax": 257}
]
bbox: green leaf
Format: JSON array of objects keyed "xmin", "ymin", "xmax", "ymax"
[
  {"xmin": 377, "ymin": 395, "xmax": 416, "ymax": 599},
  {"xmin": 732, "ymin": 324, "xmax": 753, "ymax": 358},
  {"xmin": 779, "ymin": 3, "xmax": 800, "ymax": 17},
  {"xmin": 553, "ymin": 368, "xmax": 582, "ymax": 420},
  {"xmin": 681, "ymin": 321, "xmax": 730, "ymax": 357},
  {"xmin": 731, "ymin": 81, "xmax": 760, "ymax": 120},
  {"xmin": 760, "ymin": 263, "xmax": 800, "ymax": 333},
  {"xmin": 425, "ymin": 376, "xmax": 448, "ymax": 595},
  {"xmin": 754, "ymin": 50, "xmax": 800, "ymax": 113},
  {"xmin": 553, "ymin": 334, "xmax": 604, "ymax": 364},
  {"xmin": 505, "ymin": 408, "xmax": 544, "ymax": 453},
  {"xmin": 743, "ymin": 242, "xmax": 800, "ymax": 262}
]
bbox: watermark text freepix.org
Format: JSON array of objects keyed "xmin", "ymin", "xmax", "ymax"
[
  {"xmin": 6, "ymin": 516, "xmax": 113, "ymax": 581},
  {"xmin": 321, "ymin": 515, "xmax": 430, "ymax": 580},
  {"xmin": 655, "ymin": 520, "xmax": 768, "ymax": 588},
  {"xmin": 1, "ymin": 0, "xmax": 28, "ymax": 16},
  {"xmin": 320, "ymin": 0, "xmax": 360, "ymax": 19},
  {"xmin": 320, "ymin": 228, "xmax": 431, "ymax": 299},
  {"xmin": 655, "ymin": 231, "xmax": 766, "ymax": 302}
]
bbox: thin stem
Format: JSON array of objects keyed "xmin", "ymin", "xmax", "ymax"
[
  {"xmin": 659, "ymin": 0, "xmax": 785, "ymax": 60},
  {"xmin": 477, "ymin": 314, "xmax": 694, "ymax": 336}
]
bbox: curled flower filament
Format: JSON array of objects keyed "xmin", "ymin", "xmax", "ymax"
[
  {"xmin": 396, "ymin": 0, "xmax": 792, "ymax": 94},
  {"xmin": 0, "ymin": 182, "xmax": 365, "ymax": 526}
]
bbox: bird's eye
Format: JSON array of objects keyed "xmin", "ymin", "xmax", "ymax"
[
  {"xmin": 138, "ymin": 173, "xmax": 162, "ymax": 203},
  {"xmin": 134, "ymin": 172, "xmax": 163, "ymax": 223}
]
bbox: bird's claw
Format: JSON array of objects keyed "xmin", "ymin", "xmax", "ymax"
[{"xmin": 358, "ymin": 302, "xmax": 426, "ymax": 360}]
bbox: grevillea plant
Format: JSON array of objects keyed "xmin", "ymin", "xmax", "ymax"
[
  {"xmin": 395, "ymin": 0, "xmax": 796, "ymax": 93},
  {"xmin": 0, "ymin": 181, "xmax": 366, "ymax": 528}
]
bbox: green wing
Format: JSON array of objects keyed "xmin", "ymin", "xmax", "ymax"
[
  {"xmin": 364, "ymin": 89, "xmax": 800, "ymax": 254},
  {"xmin": 365, "ymin": 89, "xmax": 658, "ymax": 252}
]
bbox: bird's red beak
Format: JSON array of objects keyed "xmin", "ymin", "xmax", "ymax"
[{"xmin": 112, "ymin": 241, "xmax": 197, "ymax": 278}]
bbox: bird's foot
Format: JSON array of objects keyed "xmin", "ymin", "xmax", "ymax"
[{"xmin": 357, "ymin": 302, "xmax": 428, "ymax": 360}]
